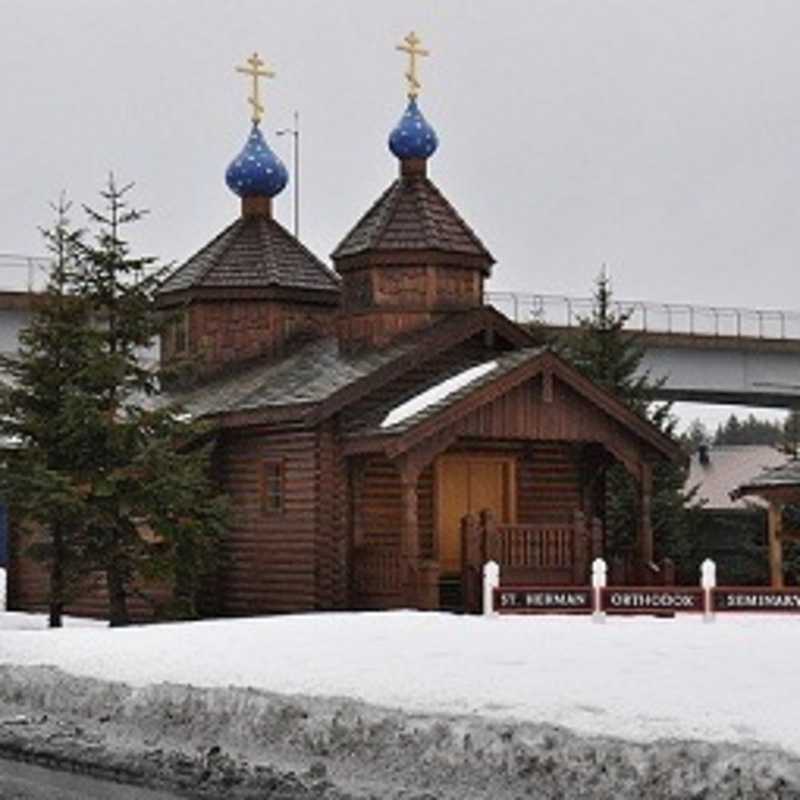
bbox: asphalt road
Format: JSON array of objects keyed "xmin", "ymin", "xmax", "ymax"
[{"xmin": 0, "ymin": 758, "xmax": 184, "ymax": 800}]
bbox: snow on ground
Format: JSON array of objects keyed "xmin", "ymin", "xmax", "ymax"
[
  {"xmin": 0, "ymin": 611, "xmax": 106, "ymax": 631},
  {"xmin": 1, "ymin": 610, "xmax": 798, "ymax": 756}
]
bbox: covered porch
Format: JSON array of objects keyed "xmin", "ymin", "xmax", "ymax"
[
  {"xmin": 733, "ymin": 460, "xmax": 800, "ymax": 588},
  {"xmin": 344, "ymin": 350, "xmax": 682, "ymax": 611}
]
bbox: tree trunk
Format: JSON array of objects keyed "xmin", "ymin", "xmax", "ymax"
[
  {"xmin": 106, "ymin": 556, "xmax": 130, "ymax": 627},
  {"xmin": 48, "ymin": 523, "xmax": 65, "ymax": 628},
  {"xmin": 172, "ymin": 538, "xmax": 196, "ymax": 620}
]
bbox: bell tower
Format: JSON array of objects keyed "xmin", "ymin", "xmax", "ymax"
[
  {"xmin": 332, "ymin": 32, "xmax": 494, "ymax": 352},
  {"xmin": 156, "ymin": 52, "xmax": 339, "ymax": 381}
]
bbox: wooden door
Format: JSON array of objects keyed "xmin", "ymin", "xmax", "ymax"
[{"xmin": 436, "ymin": 455, "xmax": 515, "ymax": 575}]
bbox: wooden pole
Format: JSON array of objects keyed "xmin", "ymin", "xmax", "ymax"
[
  {"xmin": 767, "ymin": 501, "xmax": 785, "ymax": 589},
  {"xmin": 638, "ymin": 463, "xmax": 654, "ymax": 574},
  {"xmin": 400, "ymin": 473, "xmax": 421, "ymax": 608}
]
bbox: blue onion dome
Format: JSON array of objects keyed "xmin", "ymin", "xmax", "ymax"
[
  {"xmin": 388, "ymin": 98, "xmax": 439, "ymax": 160},
  {"xmin": 225, "ymin": 124, "xmax": 288, "ymax": 198}
]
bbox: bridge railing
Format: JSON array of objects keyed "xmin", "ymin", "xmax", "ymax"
[
  {"xmin": 486, "ymin": 291, "xmax": 800, "ymax": 340},
  {"xmin": 0, "ymin": 254, "xmax": 51, "ymax": 293},
  {"xmin": 3, "ymin": 258, "xmax": 800, "ymax": 341},
  {"xmin": 0, "ymin": 254, "xmax": 162, "ymax": 294}
]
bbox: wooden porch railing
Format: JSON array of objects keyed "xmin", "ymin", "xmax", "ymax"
[
  {"xmin": 494, "ymin": 523, "xmax": 576, "ymax": 570},
  {"xmin": 461, "ymin": 510, "xmax": 600, "ymax": 613}
]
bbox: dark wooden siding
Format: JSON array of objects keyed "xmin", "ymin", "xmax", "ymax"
[
  {"xmin": 217, "ymin": 426, "xmax": 319, "ymax": 614},
  {"xmin": 8, "ymin": 522, "xmax": 169, "ymax": 622},
  {"xmin": 516, "ymin": 444, "xmax": 581, "ymax": 521},
  {"xmin": 418, "ymin": 464, "xmax": 435, "ymax": 559},
  {"xmin": 317, "ymin": 420, "xmax": 349, "ymax": 609},
  {"xmin": 355, "ymin": 456, "xmax": 402, "ymax": 549},
  {"xmin": 440, "ymin": 376, "xmax": 645, "ymax": 471}
]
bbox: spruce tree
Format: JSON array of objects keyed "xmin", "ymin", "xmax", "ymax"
[
  {"xmin": 0, "ymin": 198, "xmax": 97, "ymax": 626},
  {"xmin": 0, "ymin": 179, "xmax": 227, "ymax": 626},
  {"xmin": 559, "ymin": 273, "xmax": 700, "ymax": 579}
]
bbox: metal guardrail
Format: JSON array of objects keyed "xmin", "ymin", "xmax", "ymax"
[
  {"xmin": 2, "ymin": 258, "xmax": 799, "ymax": 341},
  {"xmin": 0, "ymin": 254, "xmax": 51, "ymax": 292},
  {"xmin": 486, "ymin": 291, "xmax": 800, "ymax": 341}
]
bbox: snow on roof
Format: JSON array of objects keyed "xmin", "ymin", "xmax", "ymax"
[{"xmin": 380, "ymin": 360, "xmax": 498, "ymax": 429}]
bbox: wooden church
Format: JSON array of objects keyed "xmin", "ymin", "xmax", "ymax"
[
  {"xmin": 153, "ymin": 39, "xmax": 681, "ymax": 615},
  {"xmin": 8, "ymin": 38, "xmax": 681, "ymax": 617}
]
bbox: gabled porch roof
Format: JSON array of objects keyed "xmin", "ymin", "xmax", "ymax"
[{"xmin": 343, "ymin": 347, "xmax": 683, "ymax": 473}]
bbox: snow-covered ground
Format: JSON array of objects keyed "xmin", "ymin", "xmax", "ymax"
[{"xmin": 1, "ymin": 609, "xmax": 798, "ymax": 756}]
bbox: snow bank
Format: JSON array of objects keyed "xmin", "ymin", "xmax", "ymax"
[
  {"xmin": 2, "ymin": 610, "xmax": 799, "ymax": 757},
  {"xmin": 1, "ymin": 665, "xmax": 798, "ymax": 800},
  {"xmin": 381, "ymin": 360, "xmax": 498, "ymax": 428}
]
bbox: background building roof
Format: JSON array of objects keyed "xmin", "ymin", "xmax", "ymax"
[{"xmin": 687, "ymin": 445, "xmax": 788, "ymax": 510}]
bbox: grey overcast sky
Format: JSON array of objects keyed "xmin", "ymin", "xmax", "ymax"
[{"xmin": 2, "ymin": 0, "xmax": 799, "ymax": 430}]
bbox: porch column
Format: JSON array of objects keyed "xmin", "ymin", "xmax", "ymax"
[
  {"xmin": 767, "ymin": 501, "xmax": 784, "ymax": 589},
  {"xmin": 638, "ymin": 463, "xmax": 654, "ymax": 569},
  {"xmin": 399, "ymin": 465, "xmax": 421, "ymax": 608}
]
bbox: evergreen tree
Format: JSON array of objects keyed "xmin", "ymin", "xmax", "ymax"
[
  {"xmin": 0, "ymin": 179, "xmax": 227, "ymax": 626},
  {"xmin": 0, "ymin": 198, "xmax": 97, "ymax": 626},
  {"xmin": 780, "ymin": 410, "xmax": 800, "ymax": 457},
  {"xmin": 713, "ymin": 413, "xmax": 783, "ymax": 446},
  {"xmin": 559, "ymin": 273, "xmax": 700, "ymax": 577},
  {"xmin": 682, "ymin": 419, "xmax": 710, "ymax": 451}
]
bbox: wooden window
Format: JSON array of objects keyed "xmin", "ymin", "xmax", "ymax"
[{"xmin": 261, "ymin": 459, "xmax": 284, "ymax": 514}]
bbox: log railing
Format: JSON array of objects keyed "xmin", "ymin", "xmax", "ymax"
[
  {"xmin": 494, "ymin": 523, "xmax": 575, "ymax": 570},
  {"xmin": 461, "ymin": 509, "xmax": 600, "ymax": 613}
]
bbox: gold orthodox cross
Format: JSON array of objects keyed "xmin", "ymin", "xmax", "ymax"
[
  {"xmin": 396, "ymin": 31, "xmax": 429, "ymax": 99},
  {"xmin": 235, "ymin": 52, "xmax": 275, "ymax": 124}
]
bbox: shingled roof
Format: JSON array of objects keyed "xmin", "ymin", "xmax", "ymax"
[
  {"xmin": 158, "ymin": 214, "xmax": 340, "ymax": 299},
  {"xmin": 732, "ymin": 458, "xmax": 800, "ymax": 500},
  {"xmin": 172, "ymin": 306, "xmax": 533, "ymax": 423},
  {"xmin": 332, "ymin": 173, "xmax": 494, "ymax": 266}
]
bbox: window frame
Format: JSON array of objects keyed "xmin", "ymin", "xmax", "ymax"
[{"xmin": 261, "ymin": 458, "xmax": 285, "ymax": 515}]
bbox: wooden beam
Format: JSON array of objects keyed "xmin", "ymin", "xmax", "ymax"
[
  {"xmin": 638, "ymin": 462, "xmax": 654, "ymax": 569},
  {"xmin": 767, "ymin": 502, "xmax": 785, "ymax": 589},
  {"xmin": 398, "ymin": 459, "xmax": 422, "ymax": 608}
]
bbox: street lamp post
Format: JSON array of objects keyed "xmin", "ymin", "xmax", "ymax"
[{"xmin": 276, "ymin": 111, "xmax": 300, "ymax": 238}]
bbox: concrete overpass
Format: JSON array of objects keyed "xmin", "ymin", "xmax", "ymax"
[
  {"xmin": 486, "ymin": 291, "xmax": 800, "ymax": 408},
  {"xmin": 3, "ymin": 256, "xmax": 800, "ymax": 408}
]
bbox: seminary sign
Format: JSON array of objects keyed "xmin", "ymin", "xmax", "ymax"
[
  {"xmin": 600, "ymin": 587, "xmax": 704, "ymax": 613},
  {"xmin": 713, "ymin": 588, "xmax": 800, "ymax": 612},
  {"xmin": 495, "ymin": 587, "xmax": 592, "ymax": 613}
]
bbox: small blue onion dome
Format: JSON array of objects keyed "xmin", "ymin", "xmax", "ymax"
[
  {"xmin": 388, "ymin": 98, "xmax": 439, "ymax": 160},
  {"xmin": 225, "ymin": 124, "xmax": 288, "ymax": 198}
]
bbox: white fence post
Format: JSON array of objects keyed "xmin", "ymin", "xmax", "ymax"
[
  {"xmin": 0, "ymin": 567, "xmax": 6, "ymax": 612},
  {"xmin": 483, "ymin": 560, "xmax": 499, "ymax": 616},
  {"xmin": 701, "ymin": 558, "xmax": 716, "ymax": 623},
  {"xmin": 592, "ymin": 557, "xmax": 607, "ymax": 623}
]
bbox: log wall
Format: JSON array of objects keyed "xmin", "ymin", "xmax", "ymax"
[
  {"xmin": 7, "ymin": 523, "xmax": 170, "ymax": 623},
  {"xmin": 216, "ymin": 426, "xmax": 320, "ymax": 614},
  {"xmin": 516, "ymin": 444, "xmax": 582, "ymax": 522}
]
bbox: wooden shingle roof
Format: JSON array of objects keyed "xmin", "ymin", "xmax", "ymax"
[
  {"xmin": 158, "ymin": 215, "xmax": 340, "ymax": 300},
  {"xmin": 332, "ymin": 173, "xmax": 494, "ymax": 267},
  {"xmin": 174, "ymin": 307, "xmax": 533, "ymax": 425}
]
